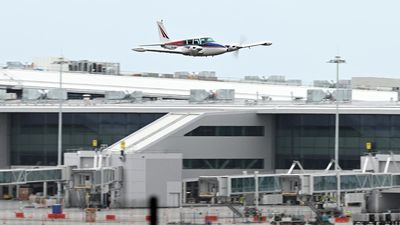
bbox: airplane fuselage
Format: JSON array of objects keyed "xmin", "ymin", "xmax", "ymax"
[{"xmin": 161, "ymin": 37, "xmax": 230, "ymax": 57}]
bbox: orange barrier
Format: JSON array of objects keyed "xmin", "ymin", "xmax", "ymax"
[
  {"xmin": 253, "ymin": 215, "xmax": 267, "ymax": 222},
  {"xmin": 335, "ymin": 217, "xmax": 350, "ymax": 223},
  {"xmin": 106, "ymin": 214, "xmax": 116, "ymax": 221},
  {"xmin": 85, "ymin": 208, "xmax": 96, "ymax": 223},
  {"xmin": 145, "ymin": 215, "xmax": 151, "ymax": 221},
  {"xmin": 48, "ymin": 213, "xmax": 66, "ymax": 219},
  {"xmin": 205, "ymin": 215, "xmax": 218, "ymax": 222},
  {"xmin": 15, "ymin": 212, "xmax": 24, "ymax": 219}
]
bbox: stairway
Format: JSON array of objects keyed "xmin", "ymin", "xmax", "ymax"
[{"xmin": 227, "ymin": 204, "xmax": 244, "ymax": 218}]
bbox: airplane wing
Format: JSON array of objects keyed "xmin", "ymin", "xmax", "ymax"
[
  {"xmin": 240, "ymin": 41, "xmax": 272, "ymax": 48},
  {"xmin": 139, "ymin": 43, "xmax": 164, "ymax": 47},
  {"xmin": 132, "ymin": 48, "xmax": 184, "ymax": 55}
]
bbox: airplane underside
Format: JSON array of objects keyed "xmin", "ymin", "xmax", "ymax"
[{"xmin": 181, "ymin": 47, "xmax": 228, "ymax": 57}]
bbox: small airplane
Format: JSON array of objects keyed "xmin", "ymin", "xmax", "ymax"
[{"xmin": 132, "ymin": 21, "xmax": 272, "ymax": 57}]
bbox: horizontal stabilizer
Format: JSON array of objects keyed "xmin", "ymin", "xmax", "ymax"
[{"xmin": 132, "ymin": 48, "xmax": 146, "ymax": 52}]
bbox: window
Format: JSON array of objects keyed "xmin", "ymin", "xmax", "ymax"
[
  {"xmin": 206, "ymin": 37, "xmax": 215, "ymax": 42},
  {"xmin": 231, "ymin": 177, "xmax": 255, "ymax": 193},
  {"xmin": 183, "ymin": 159, "xmax": 264, "ymax": 169},
  {"xmin": 276, "ymin": 114, "xmax": 400, "ymax": 170},
  {"xmin": 193, "ymin": 39, "xmax": 200, "ymax": 45},
  {"xmin": 10, "ymin": 113, "xmax": 165, "ymax": 165},
  {"xmin": 185, "ymin": 126, "xmax": 264, "ymax": 136}
]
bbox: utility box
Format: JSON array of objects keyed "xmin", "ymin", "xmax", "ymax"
[
  {"xmin": 306, "ymin": 89, "xmax": 326, "ymax": 102},
  {"xmin": 129, "ymin": 91, "xmax": 143, "ymax": 101},
  {"xmin": 189, "ymin": 89, "xmax": 210, "ymax": 102},
  {"xmin": 333, "ymin": 89, "xmax": 352, "ymax": 102},
  {"xmin": 215, "ymin": 89, "xmax": 235, "ymax": 101},
  {"xmin": 313, "ymin": 80, "xmax": 332, "ymax": 88},
  {"xmin": 22, "ymin": 88, "xmax": 46, "ymax": 100},
  {"xmin": 47, "ymin": 88, "xmax": 67, "ymax": 100},
  {"xmin": 261, "ymin": 194, "xmax": 283, "ymax": 205},
  {"xmin": 268, "ymin": 75, "xmax": 285, "ymax": 82},
  {"xmin": 105, "ymin": 91, "xmax": 129, "ymax": 100},
  {"xmin": 344, "ymin": 192, "xmax": 365, "ymax": 207},
  {"xmin": 0, "ymin": 89, "xmax": 6, "ymax": 100}
]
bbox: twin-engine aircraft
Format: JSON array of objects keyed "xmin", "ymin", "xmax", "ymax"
[{"xmin": 132, "ymin": 21, "xmax": 272, "ymax": 57}]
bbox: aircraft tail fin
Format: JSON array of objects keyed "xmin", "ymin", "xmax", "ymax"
[{"xmin": 157, "ymin": 20, "xmax": 170, "ymax": 43}]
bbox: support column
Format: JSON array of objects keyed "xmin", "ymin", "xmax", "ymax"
[
  {"xmin": 182, "ymin": 182, "xmax": 186, "ymax": 204},
  {"xmin": 0, "ymin": 113, "xmax": 10, "ymax": 169},
  {"xmin": 64, "ymin": 182, "xmax": 69, "ymax": 208},
  {"xmin": 254, "ymin": 171, "xmax": 259, "ymax": 208},
  {"xmin": 7, "ymin": 185, "xmax": 12, "ymax": 198},
  {"xmin": 43, "ymin": 182, "xmax": 47, "ymax": 197},
  {"xmin": 16, "ymin": 185, "xmax": 20, "ymax": 200}
]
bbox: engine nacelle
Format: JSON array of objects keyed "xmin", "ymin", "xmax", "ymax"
[
  {"xmin": 189, "ymin": 46, "xmax": 202, "ymax": 51},
  {"xmin": 162, "ymin": 44, "xmax": 178, "ymax": 50},
  {"xmin": 182, "ymin": 45, "xmax": 203, "ymax": 55},
  {"xmin": 226, "ymin": 44, "xmax": 240, "ymax": 52}
]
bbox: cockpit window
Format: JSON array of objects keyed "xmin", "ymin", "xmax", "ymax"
[
  {"xmin": 206, "ymin": 37, "xmax": 215, "ymax": 42},
  {"xmin": 200, "ymin": 37, "xmax": 215, "ymax": 44},
  {"xmin": 186, "ymin": 38, "xmax": 214, "ymax": 45}
]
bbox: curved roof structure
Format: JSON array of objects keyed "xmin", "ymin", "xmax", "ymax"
[{"xmin": 0, "ymin": 69, "xmax": 397, "ymax": 102}]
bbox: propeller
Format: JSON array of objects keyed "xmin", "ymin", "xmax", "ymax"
[{"xmin": 233, "ymin": 36, "xmax": 246, "ymax": 58}]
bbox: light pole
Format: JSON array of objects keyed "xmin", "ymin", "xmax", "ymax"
[
  {"xmin": 53, "ymin": 57, "xmax": 69, "ymax": 203},
  {"xmin": 327, "ymin": 55, "xmax": 346, "ymax": 209}
]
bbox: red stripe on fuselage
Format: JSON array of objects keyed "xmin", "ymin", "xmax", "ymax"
[{"xmin": 164, "ymin": 40, "xmax": 185, "ymax": 45}]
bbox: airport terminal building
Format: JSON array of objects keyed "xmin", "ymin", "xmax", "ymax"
[
  {"xmin": 4, "ymin": 111, "xmax": 400, "ymax": 171},
  {"xmin": 1, "ymin": 68, "xmax": 400, "ymax": 207}
]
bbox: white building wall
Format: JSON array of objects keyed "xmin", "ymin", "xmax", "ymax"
[
  {"xmin": 110, "ymin": 153, "xmax": 182, "ymax": 208},
  {"xmin": 140, "ymin": 112, "xmax": 275, "ymax": 179}
]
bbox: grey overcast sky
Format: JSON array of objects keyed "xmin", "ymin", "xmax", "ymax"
[{"xmin": 1, "ymin": 0, "xmax": 400, "ymax": 82}]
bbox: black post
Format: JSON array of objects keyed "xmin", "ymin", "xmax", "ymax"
[{"xmin": 150, "ymin": 196, "xmax": 158, "ymax": 225}]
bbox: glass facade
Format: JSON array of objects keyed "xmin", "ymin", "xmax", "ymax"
[
  {"xmin": 231, "ymin": 177, "xmax": 255, "ymax": 193},
  {"xmin": 185, "ymin": 126, "xmax": 264, "ymax": 136},
  {"xmin": 276, "ymin": 114, "xmax": 400, "ymax": 169},
  {"xmin": 313, "ymin": 176, "xmax": 337, "ymax": 192},
  {"xmin": 10, "ymin": 113, "xmax": 164, "ymax": 165},
  {"xmin": 313, "ymin": 174, "xmax": 392, "ymax": 192},
  {"xmin": 259, "ymin": 176, "xmax": 281, "ymax": 192},
  {"xmin": 183, "ymin": 159, "xmax": 264, "ymax": 169},
  {"xmin": 230, "ymin": 176, "xmax": 281, "ymax": 194}
]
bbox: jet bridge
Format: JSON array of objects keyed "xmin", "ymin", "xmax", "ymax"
[
  {"xmin": 0, "ymin": 167, "xmax": 64, "ymax": 186},
  {"xmin": 196, "ymin": 172, "xmax": 400, "ymax": 199},
  {"xmin": 0, "ymin": 167, "xmax": 65, "ymax": 200},
  {"xmin": 194, "ymin": 155, "xmax": 400, "ymax": 206}
]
